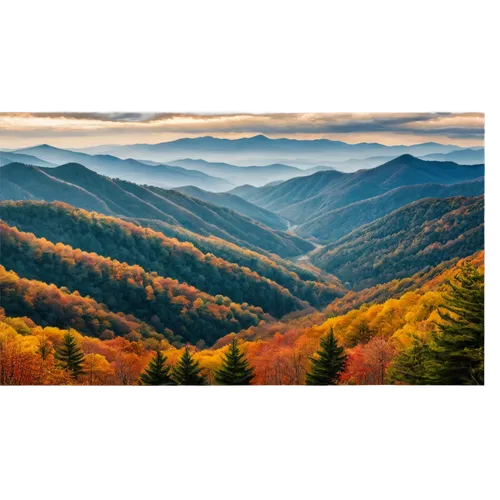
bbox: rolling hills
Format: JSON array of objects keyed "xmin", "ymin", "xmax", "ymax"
[
  {"xmin": 0, "ymin": 202, "xmax": 342, "ymax": 310},
  {"xmin": 1, "ymin": 221, "xmax": 270, "ymax": 346},
  {"xmin": 168, "ymin": 158, "xmax": 333, "ymax": 186},
  {"xmin": 295, "ymin": 177, "xmax": 484, "ymax": 242},
  {"xmin": 0, "ymin": 265, "xmax": 161, "ymax": 340},
  {"xmin": 12, "ymin": 144, "xmax": 233, "ymax": 191},
  {"xmin": 238, "ymin": 155, "xmax": 485, "ymax": 228},
  {"xmin": 0, "ymin": 162, "xmax": 313, "ymax": 258},
  {"xmin": 0, "ymin": 201, "xmax": 315, "ymax": 316},
  {"xmin": 174, "ymin": 185, "xmax": 289, "ymax": 230},
  {"xmin": 310, "ymin": 196, "xmax": 484, "ymax": 289},
  {"xmin": 0, "ymin": 151, "xmax": 56, "ymax": 168}
]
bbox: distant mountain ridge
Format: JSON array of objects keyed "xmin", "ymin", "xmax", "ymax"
[
  {"xmin": 174, "ymin": 185, "xmax": 289, "ymax": 230},
  {"xmin": 72, "ymin": 135, "xmax": 466, "ymax": 167},
  {"xmin": 12, "ymin": 144, "xmax": 233, "ymax": 191}
]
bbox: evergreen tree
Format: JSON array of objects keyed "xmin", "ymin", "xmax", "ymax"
[
  {"xmin": 427, "ymin": 263, "xmax": 484, "ymax": 385},
  {"xmin": 55, "ymin": 331, "xmax": 85, "ymax": 379},
  {"xmin": 139, "ymin": 350, "xmax": 173, "ymax": 385},
  {"xmin": 215, "ymin": 337, "xmax": 254, "ymax": 385},
  {"xmin": 387, "ymin": 335, "xmax": 432, "ymax": 384},
  {"xmin": 306, "ymin": 329, "xmax": 346, "ymax": 385},
  {"xmin": 37, "ymin": 334, "xmax": 53, "ymax": 361},
  {"xmin": 172, "ymin": 347, "xmax": 205, "ymax": 385}
]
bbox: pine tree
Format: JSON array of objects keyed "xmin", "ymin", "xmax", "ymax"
[
  {"xmin": 427, "ymin": 263, "xmax": 484, "ymax": 385},
  {"xmin": 172, "ymin": 347, "xmax": 205, "ymax": 385},
  {"xmin": 306, "ymin": 329, "xmax": 346, "ymax": 385},
  {"xmin": 215, "ymin": 337, "xmax": 254, "ymax": 385},
  {"xmin": 139, "ymin": 350, "xmax": 173, "ymax": 385},
  {"xmin": 387, "ymin": 335, "xmax": 432, "ymax": 384},
  {"xmin": 55, "ymin": 331, "xmax": 85, "ymax": 379}
]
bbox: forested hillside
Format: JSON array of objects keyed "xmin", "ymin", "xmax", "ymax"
[
  {"xmin": 296, "ymin": 177, "xmax": 484, "ymax": 242},
  {"xmin": 1, "ymin": 222, "xmax": 270, "ymax": 345},
  {"xmin": 311, "ymin": 196, "xmax": 484, "ymax": 289},
  {"xmin": 174, "ymin": 185, "xmax": 288, "ymax": 230},
  {"xmin": 0, "ymin": 201, "xmax": 322, "ymax": 315},
  {"xmin": 128, "ymin": 217, "xmax": 344, "ymax": 304},
  {"xmin": 11, "ymin": 144, "xmax": 233, "ymax": 191},
  {"xmin": 238, "ymin": 155, "xmax": 484, "ymax": 228},
  {"xmin": 0, "ymin": 162, "xmax": 313, "ymax": 257},
  {"xmin": 0, "ymin": 266, "xmax": 161, "ymax": 340}
]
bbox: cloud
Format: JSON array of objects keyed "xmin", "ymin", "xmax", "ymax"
[{"xmin": 0, "ymin": 112, "xmax": 484, "ymax": 146}]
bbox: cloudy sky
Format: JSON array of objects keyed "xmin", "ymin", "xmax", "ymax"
[{"xmin": 0, "ymin": 112, "xmax": 484, "ymax": 149}]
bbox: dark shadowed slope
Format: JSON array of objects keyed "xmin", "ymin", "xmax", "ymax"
[
  {"xmin": 0, "ymin": 162, "xmax": 313, "ymax": 258},
  {"xmin": 311, "ymin": 196, "xmax": 484, "ymax": 290},
  {"xmin": 175, "ymin": 185, "xmax": 289, "ymax": 230},
  {"xmin": 295, "ymin": 177, "xmax": 484, "ymax": 242}
]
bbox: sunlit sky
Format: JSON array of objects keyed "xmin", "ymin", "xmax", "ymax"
[{"xmin": 0, "ymin": 112, "xmax": 485, "ymax": 149}]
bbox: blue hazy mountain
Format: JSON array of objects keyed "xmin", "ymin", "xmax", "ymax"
[
  {"xmin": 295, "ymin": 177, "xmax": 484, "ymax": 242},
  {"xmin": 0, "ymin": 162, "xmax": 313, "ymax": 258},
  {"xmin": 420, "ymin": 148, "xmax": 484, "ymax": 164},
  {"xmin": 174, "ymin": 185, "xmax": 289, "ymax": 230},
  {"xmin": 167, "ymin": 158, "xmax": 334, "ymax": 187},
  {"xmin": 13, "ymin": 144, "xmax": 233, "ymax": 191},
  {"xmin": 74, "ymin": 135, "xmax": 465, "ymax": 167},
  {"xmin": 0, "ymin": 151, "xmax": 56, "ymax": 168},
  {"xmin": 237, "ymin": 155, "xmax": 485, "ymax": 226}
]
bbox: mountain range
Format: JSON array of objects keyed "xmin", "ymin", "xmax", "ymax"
[
  {"xmin": 236, "ymin": 155, "xmax": 484, "ymax": 238},
  {"xmin": 72, "ymin": 135, "xmax": 467, "ymax": 167},
  {"xmin": 173, "ymin": 185, "xmax": 288, "ymax": 231},
  {"xmin": 11, "ymin": 145, "xmax": 233, "ymax": 191},
  {"xmin": 310, "ymin": 195, "xmax": 484, "ymax": 290},
  {"xmin": 0, "ymin": 162, "xmax": 313, "ymax": 258},
  {"xmin": 167, "ymin": 158, "xmax": 334, "ymax": 186}
]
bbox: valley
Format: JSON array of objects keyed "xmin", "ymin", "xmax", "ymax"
[{"xmin": 0, "ymin": 132, "xmax": 485, "ymax": 385}]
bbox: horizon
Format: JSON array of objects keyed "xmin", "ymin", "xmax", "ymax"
[
  {"xmin": 6, "ymin": 134, "xmax": 480, "ymax": 152},
  {"xmin": 0, "ymin": 112, "xmax": 485, "ymax": 149}
]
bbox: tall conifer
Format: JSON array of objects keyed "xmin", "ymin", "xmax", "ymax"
[
  {"xmin": 55, "ymin": 331, "xmax": 85, "ymax": 379},
  {"xmin": 306, "ymin": 329, "xmax": 346, "ymax": 385},
  {"xmin": 172, "ymin": 347, "xmax": 205, "ymax": 385},
  {"xmin": 139, "ymin": 350, "xmax": 173, "ymax": 385},
  {"xmin": 215, "ymin": 337, "xmax": 254, "ymax": 385}
]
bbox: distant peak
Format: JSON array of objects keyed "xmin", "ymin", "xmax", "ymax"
[
  {"xmin": 247, "ymin": 134, "xmax": 270, "ymax": 141},
  {"xmin": 53, "ymin": 162, "xmax": 95, "ymax": 174},
  {"xmin": 391, "ymin": 154, "xmax": 418, "ymax": 162}
]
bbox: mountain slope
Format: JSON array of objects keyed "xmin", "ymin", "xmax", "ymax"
[
  {"xmin": 239, "ymin": 155, "xmax": 485, "ymax": 224},
  {"xmin": 0, "ymin": 162, "xmax": 314, "ymax": 258},
  {"xmin": 174, "ymin": 185, "xmax": 288, "ymax": 230},
  {"xmin": 0, "ymin": 151, "xmax": 55, "ymax": 168},
  {"xmin": 13, "ymin": 144, "xmax": 233, "ymax": 191},
  {"xmin": 420, "ymin": 148, "xmax": 484, "ymax": 164},
  {"xmin": 120, "ymin": 217, "xmax": 345, "ymax": 304},
  {"xmin": 295, "ymin": 177, "xmax": 485, "ymax": 241},
  {"xmin": 0, "ymin": 201, "xmax": 310, "ymax": 317},
  {"xmin": 0, "ymin": 266, "xmax": 160, "ymax": 340},
  {"xmin": 0, "ymin": 222, "xmax": 268, "ymax": 345},
  {"xmin": 311, "ymin": 196, "xmax": 484, "ymax": 289},
  {"xmin": 168, "ymin": 158, "xmax": 333, "ymax": 186}
]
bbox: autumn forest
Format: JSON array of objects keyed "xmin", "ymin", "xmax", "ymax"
[{"xmin": 0, "ymin": 128, "xmax": 485, "ymax": 385}]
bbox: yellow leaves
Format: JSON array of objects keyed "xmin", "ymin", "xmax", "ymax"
[{"xmin": 145, "ymin": 285, "xmax": 155, "ymax": 301}]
